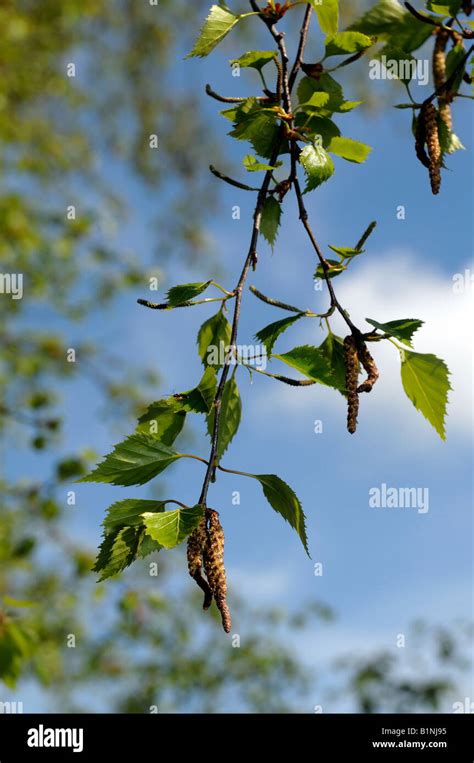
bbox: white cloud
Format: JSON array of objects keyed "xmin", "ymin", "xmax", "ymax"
[
  {"xmin": 228, "ymin": 564, "xmax": 293, "ymax": 602},
  {"xmin": 250, "ymin": 250, "xmax": 473, "ymax": 440}
]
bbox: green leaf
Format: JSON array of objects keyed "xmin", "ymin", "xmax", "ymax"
[
  {"xmin": 437, "ymin": 118, "xmax": 465, "ymax": 155},
  {"xmin": 93, "ymin": 526, "xmax": 142, "ymax": 581},
  {"xmin": 299, "ymin": 91, "xmax": 331, "ymax": 111},
  {"xmin": 338, "ymin": 100, "xmax": 363, "ymax": 112},
  {"xmin": 328, "ymin": 136, "xmax": 371, "ymax": 163},
  {"xmin": 399, "ymin": 349, "xmax": 451, "ymax": 440},
  {"xmin": 348, "ymin": 0, "xmax": 407, "ymax": 36},
  {"xmin": 103, "ymin": 499, "xmax": 166, "ymax": 531},
  {"xmin": 231, "ymin": 50, "xmax": 276, "ymax": 71},
  {"xmin": 294, "ymin": 114, "xmax": 341, "ymax": 148},
  {"xmin": 243, "ymin": 155, "xmax": 282, "ymax": 172},
  {"xmin": 299, "ymin": 142, "xmax": 335, "ymax": 192},
  {"xmin": 142, "ymin": 505, "xmax": 204, "ymax": 549},
  {"xmin": 166, "ymin": 280, "xmax": 211, "ymax": 306},
  {"xmin": 314, "ymin": 259, "xmax": 346, "ymax": 278},
  {"xmin": 298, "ymin": 74, "xmax": 344, "ymax": 115},
  {"xmin": 187, "ymin": 5, "xmax": 250, "ymax": 58},
  {"xmin": 137, "ymin": 398, "xmax": 186, "ymax": 444},
  {"xmin": 197, "ymin": 309, "xmax": 232, "ymax": 368},
  {"xmin": 79, "ymin": 434, "xmax": 182, "ymax": 486},
  {"xmin": 349, "ymin": 0, "xmax": 433, "ymax": 52},
  {"xmin": 229, "ymin": 100, "xmax": 280, "ymax": 158},
  {"xmin": 220, "ymin": 103, "xmax": 244, "ymax": 123},
  {"xmin": 176, "ymin": 366, "xmax": 218, "ymax": 413},
  {"xmin": 365, "ymin": 317, "xmax": 424, "ymax": 346},
  {"xmin": 255, "ymin": 314, "xmax": 304, "ymax": 355},
  {"xmin": 138, "ymin": 534, "xmax": 162, "ymax": 559},
  {"xmin": 426, "ymin": 1, "xmax": 462, "ymax": 15},
  {"xmin": 377, "ymin": 46, "xmax": 416, "ymax": 84},
  {"xmin": 446, "ymin": 43, "xmax": 467, "ymax": 92},
  {"xmin": 310, "ymin": 0, "xmax": 339, "ymax": 37},
  {"xmin": 318, "ymin": 333, "xmax": 347, "ymax": 394},
  {"xmin": 0, "ymin": 621, "xmax": 33, "ymax": 687},
  {"xmin": 328, "ymin": 244, "xmax": 364, "ymax": 258},
  {"xmin": 396, "ymin": 20, "xmax": 434, "ymax": 53},
  {"xmin": 273, "ymin": 345, "xmax": 334, "ymax": 386},
  {"xmin": 252, "ymin": 474, "xmax": 309, "ymax": 555},
  {"xmin": 260, "ymin": 196, "xmax": 282, "ymax": 249},
  {"xmin": 207, "ymin": 374, "xmax": 242, "ymax": 459},
  {"xmin": 2, "ymin": 597, "xmax": 35, "ymax": 609},
  {"xmin": 325, "ymin": 31, "xmax": 372, "ymax": 57},
  {"xmin": 5, "ymin": 622, "xmax": 32, "ymax": 657}
]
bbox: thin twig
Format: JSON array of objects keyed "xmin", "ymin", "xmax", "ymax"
[
  {"xmin": 198, "ymin": 9, "xmax": 307, "ymax": 503},
  {"xmin": 209, "ymin": 165, "xmax": 259, "ymax": 192},
  {"xmin": 355, "ymin": 221, "xmax": 377, "ymax": 251},
  {"xmin": 405, "ymin": 1, "xmax": 473, "ymax": 37},
  {"xmin": 333, "ymin": 48, "xmax": 368, "ymax": 69},
  {"xmin": 288, "ymin": 4, "xmax": 313, "ymax": 91},
  {"xmin": 205, "ymin": 83, "xmax": 270, "ymax": 104},
  {"xmin": 404, "ymin": 2, "xmax": 440, "ymax": 27},
  {"xmin": 292, "ymin": 169, "xmax": 360, "ymax": 334},
  {"xmin": 249, "ymin": 284, "xmax": 333, "ymax": 317}
]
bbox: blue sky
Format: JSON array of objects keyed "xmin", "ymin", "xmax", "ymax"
[{"xmin": 6, "ymin": 6, "xmax": 473, "ymax": 712}]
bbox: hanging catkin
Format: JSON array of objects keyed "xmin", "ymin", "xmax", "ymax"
[
  {"xmin": 187, "ymin": 518, "xmax": 212, "ymax": 610},
  {"xmin": 433, "ymin": 29, "xmax": 452, "ymax": 131},
  {"xmin": 424, "ymin": 102, "xmax": 441, "ymax": 194},
  {"xmin": 344, "ymin": 335, "xmax": 359, "ymax": 434},
  {"xmin": 357, "ymin": 343, "xmax": 379, "ymax": 393},
  {"xmin": 414, "ymin": 112, "xmax": 430, "ymax": 169},
  {"xmin": 203, "ymin": 509, "xmax": 231, "ymax": 633}
]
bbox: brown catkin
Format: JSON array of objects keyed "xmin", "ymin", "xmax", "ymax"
[
  {"xmin": 357, "ymin": 343, "xmax": 379, "ymax": 394},
  {"xmin": 187, "ymin": 519, "xmax": 213, "ymax": 610},
  {"xmin": 433, "ymin": 30, "xmax": 448, "ymax": 89},
  {"xmin": 344, "ymin": 335, "xmax": 359, "ymax": 435},
  {"xmin": 433, "ymin": 30, "xmax": 453, "ymax": 131},
  {"xmin": 203, "ymin": 509, "xmax": 231, "ymax": 633},
  {"xmin": 423, "ymin": 103, "xmax": 441, "ymax": 195},
  {"xmin": 439, "ymin": 102, "xmax": 452, "ymax": 132},
  {"xmin": 415, "ymin": 112, "xmax": 430, "ymax": 169}
]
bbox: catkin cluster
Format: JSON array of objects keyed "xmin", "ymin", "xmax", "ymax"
[
  {"xmin": 186, "ymin": 509, "xmax": 231, "ymax": 633},
  {"xmin": 344, "ymin": 335, "xmax": 379, "ymax": 434}
]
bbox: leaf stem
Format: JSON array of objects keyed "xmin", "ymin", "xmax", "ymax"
[
  {"xmin": 291, "ymin": 168, "xmax": 360, "ymax": 335},
  {"xmin": 182, "ymin": 453, "xmax": 209, "ymax": 466},
  {"xmin": 211, "ymin": 281, "xmax": 235, "ymax": 296},
  {"xmin": 164, "ymin": 499, "xmax": 191, "ymax": 509}
]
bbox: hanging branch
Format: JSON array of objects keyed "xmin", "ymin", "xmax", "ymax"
[{"xmin": 82, "ymin": 0, "xmax": 459, "ymax": 635}]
